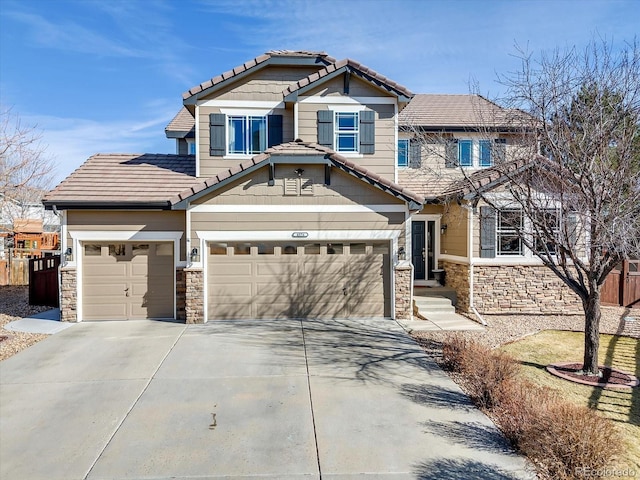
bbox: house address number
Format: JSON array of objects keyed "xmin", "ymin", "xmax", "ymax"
[{"xmin": 292, "ymin": 232, "xmax": 309, "ymax": 238}]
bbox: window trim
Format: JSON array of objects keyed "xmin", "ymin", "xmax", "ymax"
[{"xmin": 334, "ymin": 111, "xmax": 359, "ymax": 153}]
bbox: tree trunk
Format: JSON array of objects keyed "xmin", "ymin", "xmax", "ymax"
[{"xmin": 582, "ymin": 288, "xmax": 602, "ymax": 376}]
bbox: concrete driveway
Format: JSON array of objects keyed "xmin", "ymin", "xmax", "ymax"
[{"xmin": 0, "ymin": 318, "xmax": 533, "ymax": 479}]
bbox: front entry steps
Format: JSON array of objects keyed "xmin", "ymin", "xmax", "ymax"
[{"xmin": 398, "ymin": 289, "xmax": 485, "ymax": 333}]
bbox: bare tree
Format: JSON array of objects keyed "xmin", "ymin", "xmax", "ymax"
[
  {"xmin": 481, "ymin": 39, "xmax": 640, "ymax": 376},
  {"xmin": 0, "ymin": 108, "xmax": 55, "ymax": 232}
]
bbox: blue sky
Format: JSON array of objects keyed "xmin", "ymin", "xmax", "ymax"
[{"xmin": 1, "ymin": 0, "xmax": 638, "ymax": 185}]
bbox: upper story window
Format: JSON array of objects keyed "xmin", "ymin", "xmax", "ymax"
[
  {"xmin": 208, "ymin": 113, "xmax": 282, "ymax": 157},
  {"xmin": 187, "ymin": 140, "xmax": 196, "ymax": 155},
  {"xmin": 398, "ymin": 139, "xmax": 409, "ymax": 167},
  {"xmin": 317, "ymin": 109, "xmax": 375, "ymax": 155},
  {"xmin": 446, "ymin": 138, "xmax": 506, "ymax": 168},
  {"xmin": 228, "ymin": 116, "xmax": 267, "ymax": 155},
  {"xmin": 335, "ymin": 112, "xmax": 359, "ymax": 152},
  {"xmin": 458, "ymin": 140, "xmax": 473, "ymax": 167}
]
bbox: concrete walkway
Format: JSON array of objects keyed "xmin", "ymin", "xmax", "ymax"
[{"xmin": 0, "ymin": 318, "xmax": 533, "ymax": 479}]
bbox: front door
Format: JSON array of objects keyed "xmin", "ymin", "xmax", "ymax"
[{"xmin": 412, "ymin": 221, "xmax": 426, "ymax": 280}]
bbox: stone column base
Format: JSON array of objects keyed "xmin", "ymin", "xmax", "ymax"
[
  {"xmin": 394, "ymin": 261, "xmax": 413, "ymax": 321},
  {"xmin": 60, "ymin": 266, "xmax": 77, "ymax": 322},
  {"xmin": 185, "ymin": 268, "xmax": 204, "ymax": 324}
]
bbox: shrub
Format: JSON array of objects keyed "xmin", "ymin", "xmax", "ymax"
[
  {"xmin": 441, "ymin": 334, "xmax": 469, "ymax": 372},
  {"xmin": 439, "ymin": 336, "xmax": 622, "ymax": 479},
  {"xmin": 441, "ymin": 335, "xmax": 519, "ymax": 409},
  {"xmin": 494, "ymin": 380, "xmax": 621, "ymax": 479}
]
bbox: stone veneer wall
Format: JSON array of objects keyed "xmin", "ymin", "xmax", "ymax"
[
  {"xmin": 185, "ymin": 268, "xmax": 204, "ymax": 324},
  {"xmin": 473, "ymin": 265, "xmax": 582, "ymax": 314},
  {"xmin": 394, "ymin": 262, "xmax": 413, "ymax": 321},
  {"xmin": 440, "ymin": 260, "xmax": 470, "ymax": 312},
  {"xmin": 176, "ymin": 268, "xmax": 186, "ymax": 322},
  {"xmin": 60, "ymin": 266, "xmax": 77, "ymax": 322}
]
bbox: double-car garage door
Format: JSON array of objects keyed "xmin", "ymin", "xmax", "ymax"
[
  {"xmin": 82, "ymin": 242, "xmax": 174, "ymax": 321},
  {"xmin": 208, "ymin": 241, "xmax": 390, "ymax": 320}
]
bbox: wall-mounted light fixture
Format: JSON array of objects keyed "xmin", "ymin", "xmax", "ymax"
[
  {"xmin": 294, "ymin": 168, "xmax": 304, "ymax": 177},
  {"xmin": 64, "ymin": 247, "xmax": 73, "ymax": 262},
  {"xmin": 440, "ymin": 224, "xmax": 448, "ymax": 235},
  {"xmin": 190, "ymin": 247, "xmax": 199, "ymax": 263},
  {"xmin": 398, "ymin": 246, "xmax": 406, "ymax": 260}
]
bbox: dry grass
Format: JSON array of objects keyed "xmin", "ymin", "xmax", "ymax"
[{"xmin": 499, "ymin": 331, "xmax": 640, "ymax": 474}]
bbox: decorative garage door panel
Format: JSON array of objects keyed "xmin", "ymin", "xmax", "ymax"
[
  {"xmin": 208, "ymin": 242, "xmax": 390, "ymax": 320},
  {"xmin": 82, "ymin": 242, "xmax": 174, "ymax": 321}
]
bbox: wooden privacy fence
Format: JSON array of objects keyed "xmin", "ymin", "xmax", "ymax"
[
  {"xmin": 0, "ymin": 258, "xmax": 30, "ymax": 286},
  {"xmin": 29, "ymin": 255, "xmax": 60, "ymax": 307},
  {"xmin": 601, "ymin": 258, "xmax": 640, "ymax": 309}
]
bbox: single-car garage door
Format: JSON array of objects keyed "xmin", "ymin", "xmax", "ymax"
[
  {"xmin": 208, "ymin": 241, "xmax": 390, "ymax": 320},
  {"xmin": 82, "ymin": 242, "xmax": 174, "ymax": 320}
]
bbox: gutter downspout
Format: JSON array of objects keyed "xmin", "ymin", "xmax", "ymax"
[{"xmin": 466, "ymin": 203, "xmax": 487, "ymax": 326}]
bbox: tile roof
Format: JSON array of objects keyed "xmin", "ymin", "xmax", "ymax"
[
  {"xmin": 170, "ymin": 140, "xmax": 424, "ymax": 207},
  {"xmin": 43, "ymin": 154, "xmax": 197, "ymax": 208},
  {"xmin": 43, "ymin": 145, "xmax": 424, "ymax": 209},
  {"xmin": 439, "ymin": 156, "xmax": 536, "ymax": 199},
  {"xmin": 397, "ymin": 169, "xmax": 466, "ymax": 201},
  {"xmin": 165, "ymin": 107, "xmax": 195, "ymax": 137},
  {"xmin": 283, "ymin": 58, "xmax": 414, "ymax": 99},
  {"xmin": 183, "ymin": 50, "xmax": 336, "ymax": 101},
  {"xmin": 399, "ymin": 94, "xmax": 519, "ymax": 129}
]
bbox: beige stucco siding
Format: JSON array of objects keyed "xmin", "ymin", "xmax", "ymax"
[
  {"xmin": 193, "ymin": 166, "xmax": 404, "ymax": 207},
  {"xmin": 189, "ymin": 165, "xmax": 407, "ymax": 247},
  {"xmin": 200, "ymin": 66, "xmax": 323, "ymax": 102},
  {"xmin": 297, "ymin": 102, "xmax": 396, "ymax": 179},
  {"xmin": 191, "ymin": 211, "xmax": 404, "ymax": 236},
  {"xmin": 440, "ymin": 203, "xmax": 468, "ymax": 257},
  {"xmin": 303, "ymin": 75, "xmax": 389, "ymax": 98},
  {"xmin": 66, "ymin": 210, "xmax": 186, "ymax": 261}
]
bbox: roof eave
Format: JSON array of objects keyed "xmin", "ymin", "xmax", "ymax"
[
  {"xmin": 43, "ymin": 200, "xmax": 173, "ymax": 211},
  {"xmin": 184, "ymin": 55, "xmax": 333, "ymax": 105},
  {"xmin": 284, "ymin": 65, "xmax": 412, "ymax": 103}
]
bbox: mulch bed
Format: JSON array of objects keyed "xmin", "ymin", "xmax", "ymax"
[{"xmin": 547, "ymin": 362, "xmax": 640, "ymax": 390}]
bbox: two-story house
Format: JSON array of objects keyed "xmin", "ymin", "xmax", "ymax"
[
  {"xmin": 44, "ymin": 51, "xmax": 424, "ymax": 322},
  {"xmin": 43, "ymin": 50, "xmax": 583, "ymax": 323}
]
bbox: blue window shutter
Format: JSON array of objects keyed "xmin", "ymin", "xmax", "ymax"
[
  {"xmin": 359, "ymin": 109, "xmax": 375, "ymax": 154},
  {"xmin": 209, "ymin": 113, "xmax": 226, "ymax": 156},
  {"xmin": 480, "ymin": 206, "xmax": 497, "ymax": 258},
  {"xmin": 268, "ymin": 115, "xmax": 283, "ymax": 147},
  {"xmin": 409, "ymin": 140, "xmax": 421, "ymax": 168},
  {"xmin": 317, "ymin": 110, "xmax": 333, "ymax": 147},
  {"xmin": 445, "ymin": 139, "xmax": 458, "ymax": 168}
]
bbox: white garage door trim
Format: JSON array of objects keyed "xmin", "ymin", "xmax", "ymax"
[
  {"xmin": 69, "ymin": 230, "xmax": 183, "ymax": 322},
  {"xmin": 197, "ymin": 230, "xmax": 400, "ymax": 322}
]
